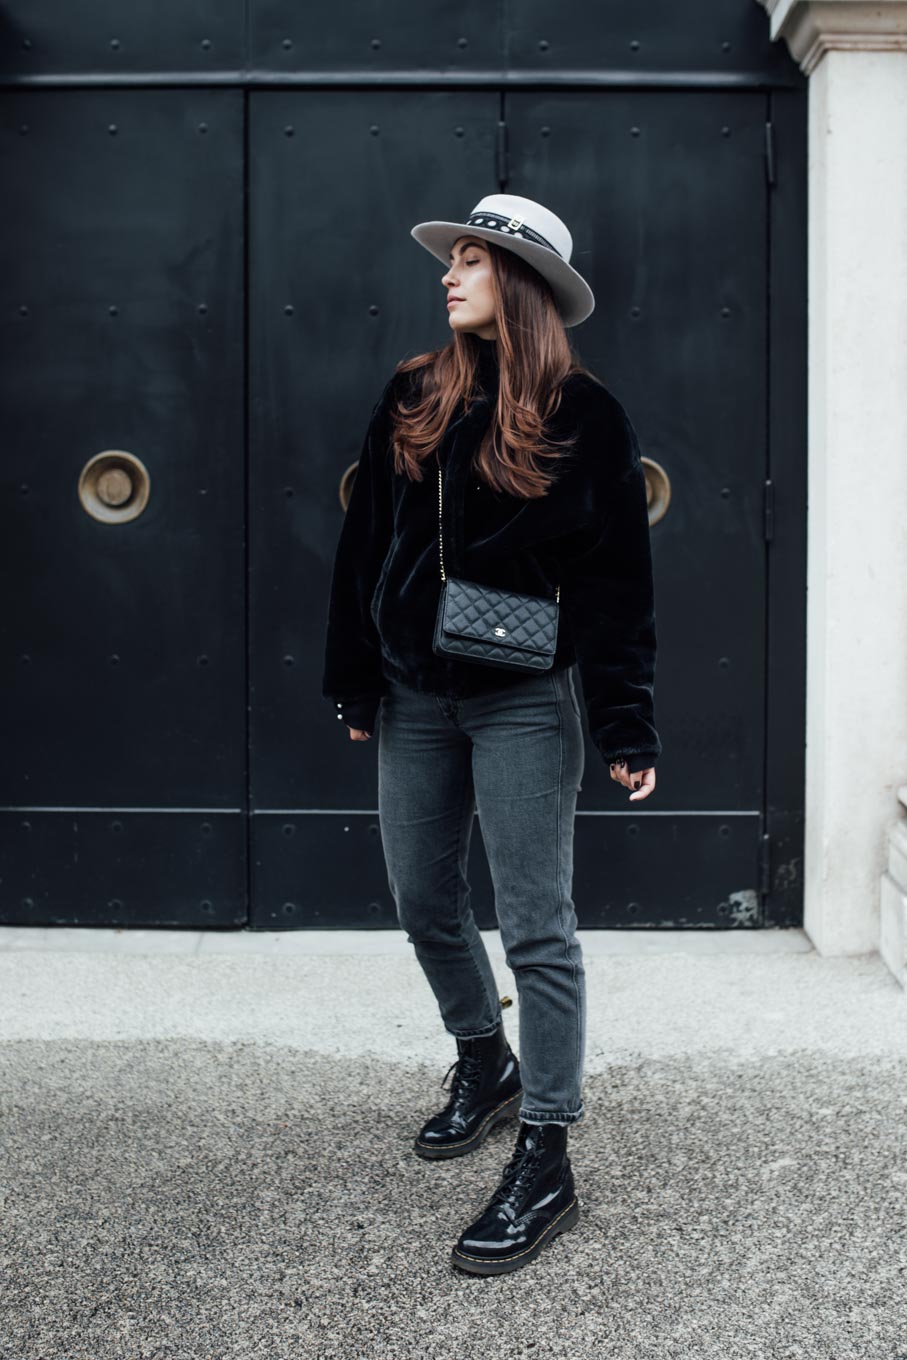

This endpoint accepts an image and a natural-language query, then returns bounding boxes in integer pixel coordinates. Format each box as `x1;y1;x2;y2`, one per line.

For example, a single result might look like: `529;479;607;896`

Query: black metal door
0;89;248;927
0;1;805;931
505;89;769;925
248;88;800;931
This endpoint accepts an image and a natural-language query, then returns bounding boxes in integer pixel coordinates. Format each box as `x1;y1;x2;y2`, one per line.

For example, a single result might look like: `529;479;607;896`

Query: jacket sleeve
321;376;397;733
556;397;661;774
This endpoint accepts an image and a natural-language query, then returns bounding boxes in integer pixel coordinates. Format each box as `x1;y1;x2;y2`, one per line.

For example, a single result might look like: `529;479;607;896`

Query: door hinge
496;120;509;188
758;832;772;896
764;121;776;188
763;478;775;543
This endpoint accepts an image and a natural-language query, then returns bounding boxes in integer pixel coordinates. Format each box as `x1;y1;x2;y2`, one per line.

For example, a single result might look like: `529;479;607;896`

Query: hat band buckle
465;211;560;257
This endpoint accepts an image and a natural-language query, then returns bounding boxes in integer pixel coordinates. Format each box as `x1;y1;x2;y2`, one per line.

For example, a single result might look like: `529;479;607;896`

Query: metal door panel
249;1;503;73
247;91;496;792
0;1;246;77
506;90;768;816
503;0;796;82
252;808;760;929
0;89;247;926
247;89;499;925
0;810;245;928
0;0;798;85
572;813;762;927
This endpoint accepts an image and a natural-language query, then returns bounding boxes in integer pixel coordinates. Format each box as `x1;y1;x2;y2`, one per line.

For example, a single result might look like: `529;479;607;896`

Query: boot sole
413;1089;523;1161
450;1197;580;1276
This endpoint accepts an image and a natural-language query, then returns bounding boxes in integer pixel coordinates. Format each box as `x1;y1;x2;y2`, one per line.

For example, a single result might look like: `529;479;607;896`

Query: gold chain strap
436;461;560;603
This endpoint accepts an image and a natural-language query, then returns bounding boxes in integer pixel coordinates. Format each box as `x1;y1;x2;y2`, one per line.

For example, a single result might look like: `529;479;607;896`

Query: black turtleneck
473;335;500;395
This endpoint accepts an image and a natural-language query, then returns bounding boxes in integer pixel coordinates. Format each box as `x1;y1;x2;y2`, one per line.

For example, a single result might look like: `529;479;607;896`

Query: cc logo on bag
494;626;507;637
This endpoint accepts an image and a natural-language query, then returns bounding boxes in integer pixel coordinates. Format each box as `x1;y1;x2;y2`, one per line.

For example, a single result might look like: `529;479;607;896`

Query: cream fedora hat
411;193;595;328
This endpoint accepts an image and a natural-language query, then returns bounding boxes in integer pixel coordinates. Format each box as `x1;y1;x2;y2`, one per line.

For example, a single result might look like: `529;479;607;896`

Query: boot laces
489;1142;544;1208
441;1049;484;1100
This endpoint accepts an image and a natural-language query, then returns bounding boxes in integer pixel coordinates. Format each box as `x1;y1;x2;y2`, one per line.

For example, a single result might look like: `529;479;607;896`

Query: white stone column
881;787;907;986
758;0;907;964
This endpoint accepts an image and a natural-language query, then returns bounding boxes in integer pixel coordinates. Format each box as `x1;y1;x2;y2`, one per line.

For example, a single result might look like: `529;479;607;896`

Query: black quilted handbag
431;460;560;673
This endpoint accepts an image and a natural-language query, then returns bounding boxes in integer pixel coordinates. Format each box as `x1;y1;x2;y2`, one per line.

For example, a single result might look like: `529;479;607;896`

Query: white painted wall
757;3;907;968
803;48;907;954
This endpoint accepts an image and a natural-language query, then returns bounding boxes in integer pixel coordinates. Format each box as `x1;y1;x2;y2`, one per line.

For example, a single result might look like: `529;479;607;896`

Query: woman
321;193;660;1276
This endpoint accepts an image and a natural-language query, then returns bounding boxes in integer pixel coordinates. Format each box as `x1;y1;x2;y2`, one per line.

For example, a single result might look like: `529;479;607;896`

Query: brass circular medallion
78;450;150;524
641;456;671;525
339;461;359;513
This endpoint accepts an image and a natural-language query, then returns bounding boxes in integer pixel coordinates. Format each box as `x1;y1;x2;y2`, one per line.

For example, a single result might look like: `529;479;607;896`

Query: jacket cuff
333;695;381;734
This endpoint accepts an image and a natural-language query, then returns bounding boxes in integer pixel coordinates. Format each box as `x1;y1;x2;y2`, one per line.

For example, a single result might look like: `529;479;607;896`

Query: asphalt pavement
1;925;905;1360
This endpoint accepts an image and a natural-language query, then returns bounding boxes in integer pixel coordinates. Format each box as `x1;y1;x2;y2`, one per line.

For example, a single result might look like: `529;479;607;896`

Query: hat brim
410;220;595;329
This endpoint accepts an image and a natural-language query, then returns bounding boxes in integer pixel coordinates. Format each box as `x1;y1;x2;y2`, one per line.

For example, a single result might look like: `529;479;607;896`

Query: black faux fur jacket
321;336;661;774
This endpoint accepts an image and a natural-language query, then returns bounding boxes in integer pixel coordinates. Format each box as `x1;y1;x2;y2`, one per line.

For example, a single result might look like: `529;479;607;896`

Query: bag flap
440;577;558;655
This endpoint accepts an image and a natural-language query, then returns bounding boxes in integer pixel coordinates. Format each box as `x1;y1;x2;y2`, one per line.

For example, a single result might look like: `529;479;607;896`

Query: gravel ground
1;931;906;1360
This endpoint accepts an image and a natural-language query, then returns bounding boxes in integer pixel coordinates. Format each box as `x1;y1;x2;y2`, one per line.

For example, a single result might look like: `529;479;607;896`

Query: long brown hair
389;242;592;499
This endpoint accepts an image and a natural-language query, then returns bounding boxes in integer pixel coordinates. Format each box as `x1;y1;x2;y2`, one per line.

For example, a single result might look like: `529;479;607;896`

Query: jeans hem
445;1017;502;1040
519;1105;585;1126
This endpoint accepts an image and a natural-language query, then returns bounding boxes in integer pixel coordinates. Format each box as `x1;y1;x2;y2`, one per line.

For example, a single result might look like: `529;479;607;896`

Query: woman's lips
447;298;464;308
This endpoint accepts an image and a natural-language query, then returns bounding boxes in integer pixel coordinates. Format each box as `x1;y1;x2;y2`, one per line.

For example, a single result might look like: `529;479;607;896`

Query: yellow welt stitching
452;1197;579;1264
415;1091;522;1150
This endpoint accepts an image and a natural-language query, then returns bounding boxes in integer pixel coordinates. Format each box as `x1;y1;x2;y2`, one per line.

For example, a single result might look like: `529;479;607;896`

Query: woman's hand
347;727;372;741
609;759;656;802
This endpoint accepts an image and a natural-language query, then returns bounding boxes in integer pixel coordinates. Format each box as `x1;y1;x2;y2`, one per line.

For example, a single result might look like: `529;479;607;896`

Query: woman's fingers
628;768;656;801
610;759;656;799
609;758;633;789
348;727;371;741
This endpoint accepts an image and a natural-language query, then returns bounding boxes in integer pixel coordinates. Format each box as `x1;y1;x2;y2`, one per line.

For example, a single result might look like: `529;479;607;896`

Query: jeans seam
554;669;583;1114
568;664;582;720
453;749;500;1033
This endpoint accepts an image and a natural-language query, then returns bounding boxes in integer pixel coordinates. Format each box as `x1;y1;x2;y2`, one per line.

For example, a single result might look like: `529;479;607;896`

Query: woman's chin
449;315;490;334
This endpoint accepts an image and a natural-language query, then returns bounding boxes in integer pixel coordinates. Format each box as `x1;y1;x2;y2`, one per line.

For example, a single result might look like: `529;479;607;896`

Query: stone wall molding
758;0;907;73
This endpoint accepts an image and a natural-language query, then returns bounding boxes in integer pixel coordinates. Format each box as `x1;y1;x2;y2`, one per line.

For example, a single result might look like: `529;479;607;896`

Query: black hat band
465;212;561;257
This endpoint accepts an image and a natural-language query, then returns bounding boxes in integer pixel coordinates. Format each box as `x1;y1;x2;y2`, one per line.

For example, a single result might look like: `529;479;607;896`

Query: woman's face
440;236;497;339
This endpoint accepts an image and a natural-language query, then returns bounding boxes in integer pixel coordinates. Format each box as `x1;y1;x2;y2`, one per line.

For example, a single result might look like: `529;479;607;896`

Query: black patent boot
413;1020;522;1161
450;1120;580;1275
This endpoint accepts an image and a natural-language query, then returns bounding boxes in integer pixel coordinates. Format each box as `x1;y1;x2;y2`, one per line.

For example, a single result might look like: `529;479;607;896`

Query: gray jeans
377;664;587;1126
